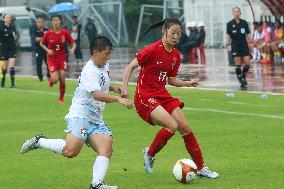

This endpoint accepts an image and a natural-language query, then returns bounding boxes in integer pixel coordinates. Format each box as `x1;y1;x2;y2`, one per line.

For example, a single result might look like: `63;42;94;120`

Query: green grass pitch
0;77;283;189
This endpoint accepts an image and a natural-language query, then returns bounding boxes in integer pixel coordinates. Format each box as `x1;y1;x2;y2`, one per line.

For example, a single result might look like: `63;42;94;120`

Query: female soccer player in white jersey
21;36;132;189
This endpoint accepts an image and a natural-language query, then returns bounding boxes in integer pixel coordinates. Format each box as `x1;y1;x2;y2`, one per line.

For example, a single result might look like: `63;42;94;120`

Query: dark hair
72;15;78;19
90;36;113;55
51;14;62;21
232;6;241;12
143;18;182;35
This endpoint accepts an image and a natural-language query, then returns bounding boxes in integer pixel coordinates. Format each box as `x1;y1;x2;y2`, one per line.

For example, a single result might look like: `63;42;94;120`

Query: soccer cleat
143;147;155;174
58;98;64;105
10;84;15;88
197;167;219;179
21;134;46;154
89;182;118;189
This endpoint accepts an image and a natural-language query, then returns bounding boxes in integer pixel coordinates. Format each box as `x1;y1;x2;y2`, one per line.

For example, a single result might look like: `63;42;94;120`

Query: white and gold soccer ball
172;158;197;184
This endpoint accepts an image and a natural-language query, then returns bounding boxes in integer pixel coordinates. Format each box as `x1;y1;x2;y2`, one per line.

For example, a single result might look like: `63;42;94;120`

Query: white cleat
20;134;46;154
90;182;118;189
143;147;155;174
197;167;219;179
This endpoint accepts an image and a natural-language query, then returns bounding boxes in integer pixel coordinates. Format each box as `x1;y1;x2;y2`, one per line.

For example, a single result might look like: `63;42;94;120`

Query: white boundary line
14;75;284;96
184;107;284;120
1;86;283;120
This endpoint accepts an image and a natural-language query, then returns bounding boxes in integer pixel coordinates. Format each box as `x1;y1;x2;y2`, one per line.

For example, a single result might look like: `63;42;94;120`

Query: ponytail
143;18;181;36
143;19;167;35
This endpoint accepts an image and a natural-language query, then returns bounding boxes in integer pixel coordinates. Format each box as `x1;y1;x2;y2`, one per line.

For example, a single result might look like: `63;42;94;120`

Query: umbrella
48;2;80;14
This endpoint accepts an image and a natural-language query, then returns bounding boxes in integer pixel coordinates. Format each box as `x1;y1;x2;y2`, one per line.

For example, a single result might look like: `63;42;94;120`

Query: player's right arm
92;91;132;109
40;32;54;55
121;58;139;98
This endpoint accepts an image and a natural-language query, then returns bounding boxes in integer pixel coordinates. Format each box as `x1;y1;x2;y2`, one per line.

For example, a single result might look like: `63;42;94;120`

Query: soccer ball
172;159;197;184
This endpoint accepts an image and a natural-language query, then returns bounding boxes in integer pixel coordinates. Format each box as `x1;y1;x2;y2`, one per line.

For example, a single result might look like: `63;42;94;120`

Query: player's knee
178;124;192;135
166;121;178;133
98;148;113;158
62;149;79;158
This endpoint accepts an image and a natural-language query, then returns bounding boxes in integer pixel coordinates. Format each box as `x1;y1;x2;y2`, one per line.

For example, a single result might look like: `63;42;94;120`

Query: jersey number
55;45;60;51
158;71;167;81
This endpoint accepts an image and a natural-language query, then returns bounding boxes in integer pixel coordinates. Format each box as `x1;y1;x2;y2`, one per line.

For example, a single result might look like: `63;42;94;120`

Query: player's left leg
88;131;118;189
171;107;219;179
58;70;66;104
242;56;251;86
8;58;16;88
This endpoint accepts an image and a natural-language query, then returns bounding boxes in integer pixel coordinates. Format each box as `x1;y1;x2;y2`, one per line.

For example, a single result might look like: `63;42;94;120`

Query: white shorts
64;117;112;144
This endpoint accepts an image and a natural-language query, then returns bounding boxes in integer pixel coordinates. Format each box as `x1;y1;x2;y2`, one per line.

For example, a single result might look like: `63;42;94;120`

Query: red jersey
41;29;74;63
135;40;181;97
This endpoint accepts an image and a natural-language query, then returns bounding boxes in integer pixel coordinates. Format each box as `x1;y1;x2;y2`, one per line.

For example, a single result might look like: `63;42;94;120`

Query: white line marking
184;107;284;120
228;101;247;105
0;88;73;97
1;80;283;120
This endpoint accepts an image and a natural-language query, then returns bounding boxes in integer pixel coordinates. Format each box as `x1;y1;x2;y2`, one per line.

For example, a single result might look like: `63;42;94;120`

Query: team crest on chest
172;56;177;69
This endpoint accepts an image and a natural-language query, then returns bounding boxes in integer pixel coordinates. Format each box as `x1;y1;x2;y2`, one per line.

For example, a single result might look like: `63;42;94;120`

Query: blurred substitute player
30;16;49;81
21;36;132;189
0;14;18;88
121;18;219;179
226;7;252;89
40;15;76;104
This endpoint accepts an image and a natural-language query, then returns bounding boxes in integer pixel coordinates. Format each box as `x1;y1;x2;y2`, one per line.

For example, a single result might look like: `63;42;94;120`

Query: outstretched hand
118;97;132;109
120;87;129;99
185;78;199;87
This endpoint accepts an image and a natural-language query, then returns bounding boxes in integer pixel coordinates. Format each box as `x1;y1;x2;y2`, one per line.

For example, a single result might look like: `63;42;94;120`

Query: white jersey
65;59;110;124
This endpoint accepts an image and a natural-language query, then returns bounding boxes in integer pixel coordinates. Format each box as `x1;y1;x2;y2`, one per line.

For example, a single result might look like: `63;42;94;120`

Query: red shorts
48;60;67;73
134;94;184;125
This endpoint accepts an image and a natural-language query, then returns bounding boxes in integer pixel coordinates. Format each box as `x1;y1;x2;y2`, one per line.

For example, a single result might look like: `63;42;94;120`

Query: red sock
59;83;65;100
183;132;204;170
147;128;175;157
48;79;53;87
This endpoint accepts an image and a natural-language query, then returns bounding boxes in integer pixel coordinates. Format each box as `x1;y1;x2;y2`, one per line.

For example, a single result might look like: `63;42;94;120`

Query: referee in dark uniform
226;7;251;88
30;17;49;81
0;14;17;88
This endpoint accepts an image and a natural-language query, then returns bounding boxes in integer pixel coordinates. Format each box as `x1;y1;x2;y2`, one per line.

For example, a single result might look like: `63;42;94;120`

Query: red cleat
48;79;53;87
58;98;64;105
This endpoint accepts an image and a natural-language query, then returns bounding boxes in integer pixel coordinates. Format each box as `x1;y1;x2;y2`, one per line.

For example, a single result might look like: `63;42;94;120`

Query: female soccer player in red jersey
40;15;76;104
121;18;219;179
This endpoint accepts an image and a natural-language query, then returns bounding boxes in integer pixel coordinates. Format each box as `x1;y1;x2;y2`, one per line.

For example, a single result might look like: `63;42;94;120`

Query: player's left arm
168;77;199;87
109;85;122;95
66;30;76;54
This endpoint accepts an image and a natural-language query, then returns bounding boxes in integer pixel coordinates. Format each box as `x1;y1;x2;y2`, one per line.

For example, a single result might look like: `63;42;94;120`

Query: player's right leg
234;57;245;88
47;61;59;87
142;106;178;173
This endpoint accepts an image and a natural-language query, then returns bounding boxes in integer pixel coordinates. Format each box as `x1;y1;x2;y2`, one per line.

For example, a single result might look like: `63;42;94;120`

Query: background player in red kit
121;18;219;179
40;15;76;104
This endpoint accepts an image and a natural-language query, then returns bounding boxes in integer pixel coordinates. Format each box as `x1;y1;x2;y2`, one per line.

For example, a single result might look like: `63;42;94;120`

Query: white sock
38;138;66;154
92;156;109;184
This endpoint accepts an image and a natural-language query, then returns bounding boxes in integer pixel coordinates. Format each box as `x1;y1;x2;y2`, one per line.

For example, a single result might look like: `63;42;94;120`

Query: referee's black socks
235;65;243;83
243;66;250;74
10;67;15;87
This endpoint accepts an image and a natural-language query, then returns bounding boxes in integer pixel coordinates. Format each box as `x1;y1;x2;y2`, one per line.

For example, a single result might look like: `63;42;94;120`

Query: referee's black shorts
231;42;250;58
0;45;17;61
